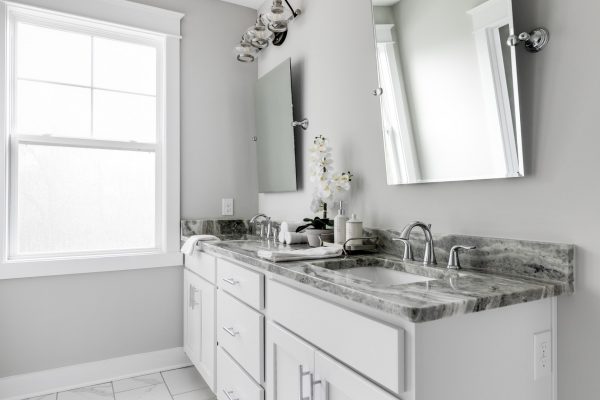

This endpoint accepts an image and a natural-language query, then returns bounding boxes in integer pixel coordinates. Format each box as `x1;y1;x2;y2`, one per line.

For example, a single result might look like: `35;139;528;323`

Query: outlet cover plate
222;198;234;216
534;330;552;380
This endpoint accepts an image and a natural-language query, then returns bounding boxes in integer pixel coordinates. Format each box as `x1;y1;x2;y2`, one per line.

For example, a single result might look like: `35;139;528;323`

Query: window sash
6;8;166;260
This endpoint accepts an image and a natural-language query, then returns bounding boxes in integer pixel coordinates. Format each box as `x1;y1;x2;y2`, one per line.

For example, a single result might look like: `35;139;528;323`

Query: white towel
278;231;308;244
284;232;308;244
181;235;220;255
281;221;303;233
257;245;343;262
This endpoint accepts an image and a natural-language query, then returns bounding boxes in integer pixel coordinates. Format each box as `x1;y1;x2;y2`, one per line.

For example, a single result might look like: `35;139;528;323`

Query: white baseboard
0;347;192;400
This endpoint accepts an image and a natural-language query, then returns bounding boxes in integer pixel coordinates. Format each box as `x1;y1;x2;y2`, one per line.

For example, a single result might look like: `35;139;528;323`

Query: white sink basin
338;267;434;285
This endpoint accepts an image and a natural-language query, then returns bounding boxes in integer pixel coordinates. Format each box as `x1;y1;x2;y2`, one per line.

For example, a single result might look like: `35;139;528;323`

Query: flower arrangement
297;135;353;232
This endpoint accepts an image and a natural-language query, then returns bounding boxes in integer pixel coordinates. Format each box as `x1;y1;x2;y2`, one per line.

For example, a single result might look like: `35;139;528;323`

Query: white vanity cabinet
183;252;217;392
266;322;397;400
185;249;556;400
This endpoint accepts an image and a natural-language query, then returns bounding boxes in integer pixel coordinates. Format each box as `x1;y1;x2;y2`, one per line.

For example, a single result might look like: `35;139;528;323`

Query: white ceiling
373;0;400;5
218;0;400;10
219;0;265;10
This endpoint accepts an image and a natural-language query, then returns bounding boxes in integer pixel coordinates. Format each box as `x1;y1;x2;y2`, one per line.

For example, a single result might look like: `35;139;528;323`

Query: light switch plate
534;330;552;380
222;198;234;216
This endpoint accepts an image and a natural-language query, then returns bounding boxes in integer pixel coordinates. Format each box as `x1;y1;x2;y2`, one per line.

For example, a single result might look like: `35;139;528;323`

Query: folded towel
181;235;220;255
257;245;343;262
281;221;303;233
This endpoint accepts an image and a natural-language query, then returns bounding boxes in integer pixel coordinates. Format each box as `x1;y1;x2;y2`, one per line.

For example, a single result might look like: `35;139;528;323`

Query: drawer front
217;347;264;400
217;258;264;310
268;280;405;394
217;290;264;383
186;251;217;284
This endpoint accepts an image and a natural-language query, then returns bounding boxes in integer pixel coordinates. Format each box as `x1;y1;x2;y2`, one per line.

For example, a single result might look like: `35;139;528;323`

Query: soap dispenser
346;214;363;246
334;201;349;244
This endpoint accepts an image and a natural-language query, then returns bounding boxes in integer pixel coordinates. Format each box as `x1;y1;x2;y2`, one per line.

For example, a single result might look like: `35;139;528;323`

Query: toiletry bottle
346;214;363;246
334;201;349;244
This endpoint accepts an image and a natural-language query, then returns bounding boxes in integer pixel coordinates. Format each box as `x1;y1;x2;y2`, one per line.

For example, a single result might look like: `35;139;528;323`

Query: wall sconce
234;0;301;63
507;27;550;53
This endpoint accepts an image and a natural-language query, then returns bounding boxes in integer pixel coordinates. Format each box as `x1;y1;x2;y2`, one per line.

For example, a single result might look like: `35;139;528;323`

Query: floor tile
57;383;114;400
27;394;57;400
161;367;208;395
172;387;215;400
114;384;171;400
113;373;164;393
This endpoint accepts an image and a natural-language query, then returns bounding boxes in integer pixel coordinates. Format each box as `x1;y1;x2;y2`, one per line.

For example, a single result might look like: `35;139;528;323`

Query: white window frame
0;0;184;279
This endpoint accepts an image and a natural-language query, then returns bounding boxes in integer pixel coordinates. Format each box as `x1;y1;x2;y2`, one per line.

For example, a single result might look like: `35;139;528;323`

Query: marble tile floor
26;367;215;400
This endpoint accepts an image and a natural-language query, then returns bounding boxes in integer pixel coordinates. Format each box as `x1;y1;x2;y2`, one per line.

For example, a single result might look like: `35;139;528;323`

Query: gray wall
258;0;600;398
0;0;257;378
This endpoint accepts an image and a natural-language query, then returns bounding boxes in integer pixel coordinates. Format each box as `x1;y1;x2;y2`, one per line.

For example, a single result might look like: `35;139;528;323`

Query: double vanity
181;220;574;400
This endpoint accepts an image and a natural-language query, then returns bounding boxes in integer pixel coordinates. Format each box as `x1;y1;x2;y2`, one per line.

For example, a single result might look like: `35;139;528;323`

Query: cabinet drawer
217;258;264;310
218;347;264;400
217;290;264;383
268;280;405;394
186;251;217;284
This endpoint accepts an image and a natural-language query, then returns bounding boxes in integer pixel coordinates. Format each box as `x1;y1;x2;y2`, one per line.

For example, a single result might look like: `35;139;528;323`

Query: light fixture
235;33;258;63
233;0;301;63
264;0;293;33
248;17;273;49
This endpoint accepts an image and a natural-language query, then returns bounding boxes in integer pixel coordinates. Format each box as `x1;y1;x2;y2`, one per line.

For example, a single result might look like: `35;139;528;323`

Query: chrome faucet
393;221;437;265
249;213;270;238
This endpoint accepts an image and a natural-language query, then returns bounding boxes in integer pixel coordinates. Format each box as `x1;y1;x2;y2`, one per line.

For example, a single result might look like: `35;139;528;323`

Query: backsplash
370;229;574;288
181;219;249;240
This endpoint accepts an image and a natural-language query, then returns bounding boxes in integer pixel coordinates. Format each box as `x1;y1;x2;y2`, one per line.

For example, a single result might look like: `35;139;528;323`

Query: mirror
371;0;523;185
255;58;298;193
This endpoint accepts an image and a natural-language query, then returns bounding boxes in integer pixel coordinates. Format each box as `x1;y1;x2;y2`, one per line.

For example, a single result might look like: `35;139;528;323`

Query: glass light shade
235;39;257;63
248;17;273;49
265;0;293;33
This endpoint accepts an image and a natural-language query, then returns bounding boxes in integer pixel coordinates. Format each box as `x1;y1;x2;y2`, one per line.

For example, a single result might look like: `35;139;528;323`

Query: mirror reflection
371;0;523;185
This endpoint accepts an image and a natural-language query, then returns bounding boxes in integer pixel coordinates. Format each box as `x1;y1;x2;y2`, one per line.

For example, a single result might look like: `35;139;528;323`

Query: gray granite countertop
197;239;574;324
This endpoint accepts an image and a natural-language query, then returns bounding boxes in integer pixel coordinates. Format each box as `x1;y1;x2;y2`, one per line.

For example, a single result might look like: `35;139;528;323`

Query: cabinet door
184;270;217;392
314;352;397;400
266;322;315;400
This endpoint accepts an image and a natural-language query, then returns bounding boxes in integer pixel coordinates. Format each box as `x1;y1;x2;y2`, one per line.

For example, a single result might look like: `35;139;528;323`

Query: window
0;2;183;276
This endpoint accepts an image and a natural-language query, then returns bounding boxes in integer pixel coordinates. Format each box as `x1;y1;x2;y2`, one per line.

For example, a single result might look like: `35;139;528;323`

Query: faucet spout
398;221;437;265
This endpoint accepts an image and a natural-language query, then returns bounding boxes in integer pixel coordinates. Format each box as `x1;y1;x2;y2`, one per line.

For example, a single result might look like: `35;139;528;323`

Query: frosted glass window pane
16;22;91;86
93;90;156;143
17;144;156;255
16;80;91;137
94;37;157;95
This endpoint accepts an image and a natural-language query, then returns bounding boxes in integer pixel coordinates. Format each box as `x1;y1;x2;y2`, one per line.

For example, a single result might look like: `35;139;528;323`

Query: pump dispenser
334;201;349;244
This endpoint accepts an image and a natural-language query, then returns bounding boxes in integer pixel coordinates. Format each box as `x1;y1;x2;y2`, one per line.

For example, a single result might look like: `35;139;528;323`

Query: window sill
0;251;184;280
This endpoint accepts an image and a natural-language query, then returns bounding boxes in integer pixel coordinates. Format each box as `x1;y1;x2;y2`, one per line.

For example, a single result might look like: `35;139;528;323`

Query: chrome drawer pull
222;390;239;400
299;365;311;400
223;278;239;285
222;326;240;337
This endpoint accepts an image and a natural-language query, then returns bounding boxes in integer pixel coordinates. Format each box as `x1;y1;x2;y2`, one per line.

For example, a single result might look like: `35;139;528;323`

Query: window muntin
8;13;165;259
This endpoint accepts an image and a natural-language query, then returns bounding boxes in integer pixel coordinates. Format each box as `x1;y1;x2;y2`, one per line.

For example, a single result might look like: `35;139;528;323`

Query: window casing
0;1;183;278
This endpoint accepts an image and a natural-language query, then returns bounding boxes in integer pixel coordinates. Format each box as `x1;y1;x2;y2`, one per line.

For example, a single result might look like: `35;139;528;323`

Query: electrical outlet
222;198;234;216
534;330;552;380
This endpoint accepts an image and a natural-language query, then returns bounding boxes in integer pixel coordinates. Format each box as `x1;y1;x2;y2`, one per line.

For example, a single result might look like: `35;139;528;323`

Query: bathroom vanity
182;233;573;400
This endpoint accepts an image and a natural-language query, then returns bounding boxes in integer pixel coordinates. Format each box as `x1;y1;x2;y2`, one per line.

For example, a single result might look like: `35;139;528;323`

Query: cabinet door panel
314;352;397;400
184;270;217;392
266;322;315;400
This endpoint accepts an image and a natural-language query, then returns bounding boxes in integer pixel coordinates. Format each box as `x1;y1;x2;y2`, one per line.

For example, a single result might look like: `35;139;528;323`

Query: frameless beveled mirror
255;58;298;193
370;0;523;185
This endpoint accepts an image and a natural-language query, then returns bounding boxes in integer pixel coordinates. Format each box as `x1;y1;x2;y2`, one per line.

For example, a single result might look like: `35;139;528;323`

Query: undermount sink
337;266;434;285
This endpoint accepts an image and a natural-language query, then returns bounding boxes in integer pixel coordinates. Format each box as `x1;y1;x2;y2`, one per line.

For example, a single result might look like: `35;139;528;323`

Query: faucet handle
447;245;476;270
393;238;414;261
